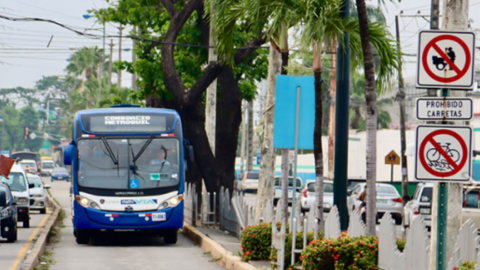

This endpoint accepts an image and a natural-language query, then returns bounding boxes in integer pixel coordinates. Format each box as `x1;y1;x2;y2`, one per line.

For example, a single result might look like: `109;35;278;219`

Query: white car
273;176;302;206
299;180;334;213
404;182;433;229
40;160;55;176
240;172;259;192
19;159;39;174
0;163;33;227
347;183;404;225
26;173;50;214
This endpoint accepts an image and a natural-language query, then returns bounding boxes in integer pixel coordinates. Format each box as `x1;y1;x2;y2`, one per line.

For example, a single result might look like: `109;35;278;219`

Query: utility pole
117;25;124;88
333;0;350;231
428;1;469;269
395;15;409;208
132;26;137;91
247;101;254;172
108;39;114;89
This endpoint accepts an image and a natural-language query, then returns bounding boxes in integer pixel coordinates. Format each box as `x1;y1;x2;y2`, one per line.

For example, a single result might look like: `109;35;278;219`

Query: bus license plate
152;213;166;221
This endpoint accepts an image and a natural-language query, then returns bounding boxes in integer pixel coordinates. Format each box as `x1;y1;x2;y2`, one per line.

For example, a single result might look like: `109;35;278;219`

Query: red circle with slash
422;35;471;83
419;129;468;177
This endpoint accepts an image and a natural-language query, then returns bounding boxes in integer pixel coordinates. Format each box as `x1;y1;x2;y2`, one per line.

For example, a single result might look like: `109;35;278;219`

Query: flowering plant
453;261;476;270
240;223;273;261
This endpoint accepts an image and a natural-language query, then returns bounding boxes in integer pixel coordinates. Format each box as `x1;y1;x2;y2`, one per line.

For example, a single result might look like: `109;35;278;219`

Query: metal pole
333;0;350;231
390;164;393;183
437;182;447;270
0;116;4;151
108;39;114;89
290;86;300;230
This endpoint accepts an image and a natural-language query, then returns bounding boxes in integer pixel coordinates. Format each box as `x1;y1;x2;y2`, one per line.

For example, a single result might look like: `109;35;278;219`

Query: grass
34;191;65;270
209;256;222;262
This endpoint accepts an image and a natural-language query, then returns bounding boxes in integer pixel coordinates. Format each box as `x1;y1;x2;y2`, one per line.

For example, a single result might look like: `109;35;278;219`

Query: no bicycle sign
416;30;475;90
415;125;472;181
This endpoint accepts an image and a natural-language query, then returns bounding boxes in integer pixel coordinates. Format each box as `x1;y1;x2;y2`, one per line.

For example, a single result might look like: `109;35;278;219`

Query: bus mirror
63;144;76;166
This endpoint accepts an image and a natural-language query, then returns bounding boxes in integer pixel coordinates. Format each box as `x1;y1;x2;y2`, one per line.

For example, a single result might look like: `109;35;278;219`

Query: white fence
183;185;480;269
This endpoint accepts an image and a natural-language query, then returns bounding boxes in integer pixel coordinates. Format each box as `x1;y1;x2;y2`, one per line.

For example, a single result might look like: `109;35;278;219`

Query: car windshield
245;172;259;179
274;177;302;187
20;162;36;168
307;182;334;193
43;163;54;168
53;168;68;173
420;187;433;202
0;172;27;192
77;138;180;190
377;185;398;194
28;176;43;188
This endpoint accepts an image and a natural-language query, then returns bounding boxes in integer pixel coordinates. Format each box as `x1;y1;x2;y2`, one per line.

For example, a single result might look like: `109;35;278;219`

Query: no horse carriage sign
416;30;475;90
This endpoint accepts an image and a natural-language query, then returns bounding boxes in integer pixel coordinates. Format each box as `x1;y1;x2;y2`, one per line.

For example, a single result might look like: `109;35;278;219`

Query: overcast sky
1;0;480;89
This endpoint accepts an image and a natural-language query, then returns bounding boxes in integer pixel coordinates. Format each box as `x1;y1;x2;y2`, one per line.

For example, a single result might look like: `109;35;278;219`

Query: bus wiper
130;145;138;175
100;136;118;165
132;135;155;163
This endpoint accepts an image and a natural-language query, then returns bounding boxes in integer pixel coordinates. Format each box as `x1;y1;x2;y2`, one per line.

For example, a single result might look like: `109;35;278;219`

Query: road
0;204;50;270
46;178;226;270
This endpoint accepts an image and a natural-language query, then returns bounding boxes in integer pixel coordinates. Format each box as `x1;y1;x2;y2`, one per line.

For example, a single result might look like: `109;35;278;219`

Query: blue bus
63;105;189;244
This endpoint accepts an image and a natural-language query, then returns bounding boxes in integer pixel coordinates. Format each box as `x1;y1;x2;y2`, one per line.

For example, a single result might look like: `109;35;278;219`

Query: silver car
347;183;403;225
404;182;433;229
299;180;334;213
27;174;50;214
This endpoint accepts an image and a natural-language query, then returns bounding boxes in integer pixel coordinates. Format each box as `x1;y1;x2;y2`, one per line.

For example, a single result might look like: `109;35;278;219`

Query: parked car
51;167;70;182
299;180;334;213
273;176;302;206
27;173;50;214
347;183;403;225
0;182;17;242
0;163;33;228
461;185;480;231
404;182;433;229
347;178;366;194
240;172;259;192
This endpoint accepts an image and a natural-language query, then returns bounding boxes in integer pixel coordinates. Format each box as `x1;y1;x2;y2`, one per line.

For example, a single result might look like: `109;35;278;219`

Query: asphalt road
0;202;51;270
47;178;226;270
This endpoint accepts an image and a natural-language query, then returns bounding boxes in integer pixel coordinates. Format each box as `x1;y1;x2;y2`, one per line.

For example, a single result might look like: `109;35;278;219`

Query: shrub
396;238;405;252
270;230;323;269
241;223;273;261
453;261;477;270
300;233;379;270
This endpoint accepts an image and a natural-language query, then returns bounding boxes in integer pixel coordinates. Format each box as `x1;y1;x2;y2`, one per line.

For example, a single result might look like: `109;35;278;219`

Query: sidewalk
182;223;271;270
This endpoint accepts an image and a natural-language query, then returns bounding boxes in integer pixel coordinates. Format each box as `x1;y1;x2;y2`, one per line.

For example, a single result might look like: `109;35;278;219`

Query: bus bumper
73;200;184;230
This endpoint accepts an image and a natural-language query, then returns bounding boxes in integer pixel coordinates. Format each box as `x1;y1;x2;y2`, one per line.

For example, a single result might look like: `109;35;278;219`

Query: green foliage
300;233;379;270
396;238;405;252
241;223;273;261
453;261;477;270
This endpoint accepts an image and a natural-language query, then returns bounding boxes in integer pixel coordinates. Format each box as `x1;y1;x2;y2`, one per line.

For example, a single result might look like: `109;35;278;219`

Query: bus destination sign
82;114;173;133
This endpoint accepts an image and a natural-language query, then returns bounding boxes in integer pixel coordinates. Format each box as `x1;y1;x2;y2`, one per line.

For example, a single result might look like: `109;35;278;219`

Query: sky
2;0;480;89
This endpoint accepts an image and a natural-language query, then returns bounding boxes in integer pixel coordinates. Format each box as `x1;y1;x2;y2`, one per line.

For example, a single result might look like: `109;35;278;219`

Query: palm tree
65;47;103;92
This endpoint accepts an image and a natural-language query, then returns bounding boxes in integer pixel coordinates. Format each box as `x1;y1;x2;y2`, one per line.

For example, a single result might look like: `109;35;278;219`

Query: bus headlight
79;198;89;207
160;195;183;209
76;196;100;209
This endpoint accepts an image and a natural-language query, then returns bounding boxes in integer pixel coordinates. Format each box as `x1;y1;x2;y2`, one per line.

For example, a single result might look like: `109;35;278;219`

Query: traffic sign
416;97;472;121
416;30;475;89
415;125;472;181
385;150;400;165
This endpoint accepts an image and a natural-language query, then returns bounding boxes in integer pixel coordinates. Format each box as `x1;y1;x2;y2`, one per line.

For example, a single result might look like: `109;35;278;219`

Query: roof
76;107;179;117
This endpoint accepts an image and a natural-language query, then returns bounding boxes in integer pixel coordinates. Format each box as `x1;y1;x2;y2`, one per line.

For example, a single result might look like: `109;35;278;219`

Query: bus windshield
77;138;180;190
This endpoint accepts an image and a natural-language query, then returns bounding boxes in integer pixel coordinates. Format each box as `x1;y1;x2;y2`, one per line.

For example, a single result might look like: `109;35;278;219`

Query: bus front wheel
75;229;90;244
164;230;178;244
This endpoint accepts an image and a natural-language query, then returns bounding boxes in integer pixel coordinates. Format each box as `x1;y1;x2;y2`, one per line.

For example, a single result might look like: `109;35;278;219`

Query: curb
20;194;61;270
182;223;257;270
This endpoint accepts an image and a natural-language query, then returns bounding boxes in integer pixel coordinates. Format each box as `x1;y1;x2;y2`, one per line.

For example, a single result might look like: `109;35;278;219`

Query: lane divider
9;209;52;270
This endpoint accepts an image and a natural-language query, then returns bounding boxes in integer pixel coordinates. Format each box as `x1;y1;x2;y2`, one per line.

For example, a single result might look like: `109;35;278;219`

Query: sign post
416;30;475;269
385;150;400;182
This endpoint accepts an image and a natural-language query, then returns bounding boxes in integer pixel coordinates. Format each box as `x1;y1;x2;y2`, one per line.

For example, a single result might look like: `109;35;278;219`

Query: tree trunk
327;39;337;180
246;101;254;172
312;41;325;231
255;48;282;224
356;0;377;236
215;68;242;193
